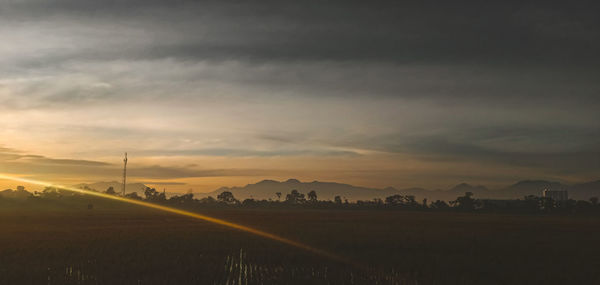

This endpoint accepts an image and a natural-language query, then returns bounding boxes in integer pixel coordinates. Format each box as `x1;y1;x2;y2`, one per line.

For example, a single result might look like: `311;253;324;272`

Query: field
1;200;600;284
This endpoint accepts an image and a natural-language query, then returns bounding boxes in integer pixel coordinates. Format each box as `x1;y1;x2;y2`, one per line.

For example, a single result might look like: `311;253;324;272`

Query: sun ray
0;173;354;266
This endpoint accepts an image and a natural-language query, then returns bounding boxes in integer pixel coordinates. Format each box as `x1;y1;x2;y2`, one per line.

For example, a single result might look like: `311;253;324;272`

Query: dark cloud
3;0;599;65
338;125;600;174
2;0;599;110
2;0;598;111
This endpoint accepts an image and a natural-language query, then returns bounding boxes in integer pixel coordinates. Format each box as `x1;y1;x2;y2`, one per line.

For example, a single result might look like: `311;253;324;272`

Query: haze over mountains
3;179;598;202
197;179;600;201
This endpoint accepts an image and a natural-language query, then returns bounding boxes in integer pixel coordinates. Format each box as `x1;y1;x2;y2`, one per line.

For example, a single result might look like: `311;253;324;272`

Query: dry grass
1;201;599;284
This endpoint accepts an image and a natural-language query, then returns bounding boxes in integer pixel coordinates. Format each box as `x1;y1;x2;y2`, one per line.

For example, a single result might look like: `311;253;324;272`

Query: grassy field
1;201;599;284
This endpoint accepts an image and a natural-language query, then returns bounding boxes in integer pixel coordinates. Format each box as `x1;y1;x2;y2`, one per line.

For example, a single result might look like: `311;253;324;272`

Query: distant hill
199;179;402;201
497;180;567;198
74;181;148;194
449;183;488;193
199;179;494;201
199;178;600;202
4;177;600;202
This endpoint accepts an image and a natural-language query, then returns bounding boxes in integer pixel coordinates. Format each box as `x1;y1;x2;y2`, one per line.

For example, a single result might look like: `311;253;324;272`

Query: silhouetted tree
170;193;194;204
197;196;217;205
385;194;420;208
105;186;116;195
144;187;166;203
334;196;342;204
430;200;449;209
307;190;318;203
144;187;157;200
404;195;418;207
385;195;404;206
285;190;306;204
590;197;598;206
125;192;142;200
217;191;239;204
40;187;62;199
203;196;217;203
451;192;478;211
275;192;282;201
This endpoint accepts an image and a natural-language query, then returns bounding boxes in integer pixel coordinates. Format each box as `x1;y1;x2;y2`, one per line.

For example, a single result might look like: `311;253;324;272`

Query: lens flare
0;173;351;265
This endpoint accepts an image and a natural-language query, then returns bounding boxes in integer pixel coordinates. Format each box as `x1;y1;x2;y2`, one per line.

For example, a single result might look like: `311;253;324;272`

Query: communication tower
122;152;128;196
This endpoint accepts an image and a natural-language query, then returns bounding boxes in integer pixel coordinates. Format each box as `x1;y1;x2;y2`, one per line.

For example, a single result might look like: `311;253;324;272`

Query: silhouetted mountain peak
508;180;564;190
200;178;600;202
453;183;471;188
401;187;427;192
255;179;279;185
512;180;549;186
450;183;488;192
201;178;400;201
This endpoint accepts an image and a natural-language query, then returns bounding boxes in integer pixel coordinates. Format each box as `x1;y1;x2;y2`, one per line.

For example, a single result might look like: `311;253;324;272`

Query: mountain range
197;178;600;201
3;178;599;202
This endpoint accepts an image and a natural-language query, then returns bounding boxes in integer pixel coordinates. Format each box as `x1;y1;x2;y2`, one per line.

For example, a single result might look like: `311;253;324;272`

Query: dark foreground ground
1;201;599;284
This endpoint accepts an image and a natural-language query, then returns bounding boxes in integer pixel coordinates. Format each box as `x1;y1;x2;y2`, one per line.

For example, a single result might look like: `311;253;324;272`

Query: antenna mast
122;152;128;196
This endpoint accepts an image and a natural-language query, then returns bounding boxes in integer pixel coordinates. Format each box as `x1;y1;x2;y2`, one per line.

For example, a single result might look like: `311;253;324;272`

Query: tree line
4;186;599;214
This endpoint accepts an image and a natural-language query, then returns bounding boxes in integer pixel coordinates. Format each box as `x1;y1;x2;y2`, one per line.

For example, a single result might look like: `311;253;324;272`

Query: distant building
542;189;568;201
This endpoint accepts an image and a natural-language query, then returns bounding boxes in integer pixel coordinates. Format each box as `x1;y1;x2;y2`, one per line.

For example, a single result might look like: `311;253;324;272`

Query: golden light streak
0;173;352;265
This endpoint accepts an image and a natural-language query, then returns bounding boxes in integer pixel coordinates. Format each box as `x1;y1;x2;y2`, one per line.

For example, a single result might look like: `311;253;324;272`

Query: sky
0;0;599;193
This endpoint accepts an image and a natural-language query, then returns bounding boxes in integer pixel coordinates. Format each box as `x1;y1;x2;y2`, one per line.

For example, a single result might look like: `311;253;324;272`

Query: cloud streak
0;147;284;182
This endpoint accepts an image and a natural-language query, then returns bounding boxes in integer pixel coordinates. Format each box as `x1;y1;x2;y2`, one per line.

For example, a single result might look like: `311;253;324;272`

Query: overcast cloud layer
0;0;598;191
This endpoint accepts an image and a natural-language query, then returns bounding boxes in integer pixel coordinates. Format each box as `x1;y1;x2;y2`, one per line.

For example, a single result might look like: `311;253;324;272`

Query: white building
542;189;568;201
